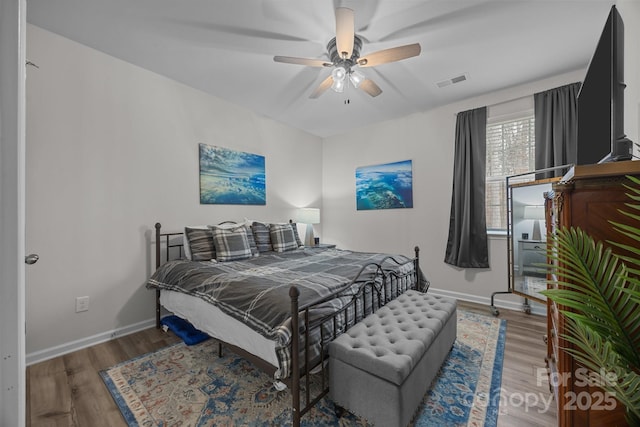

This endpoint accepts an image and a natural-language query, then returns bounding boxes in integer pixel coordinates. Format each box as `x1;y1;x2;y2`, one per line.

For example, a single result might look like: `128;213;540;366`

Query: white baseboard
26;288;546;365
26;318;156;366
427;287;547;317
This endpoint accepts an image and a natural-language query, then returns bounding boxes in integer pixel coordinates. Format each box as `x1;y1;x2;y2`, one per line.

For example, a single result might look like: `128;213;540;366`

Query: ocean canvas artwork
356;160;413;210
199;144;266;205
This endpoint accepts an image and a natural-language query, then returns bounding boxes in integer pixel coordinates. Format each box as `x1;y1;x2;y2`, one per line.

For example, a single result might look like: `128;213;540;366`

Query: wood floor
26;301;557;426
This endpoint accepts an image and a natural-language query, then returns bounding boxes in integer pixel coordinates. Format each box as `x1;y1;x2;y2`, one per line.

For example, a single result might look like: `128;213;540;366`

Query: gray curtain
444;107;489;268
534;82;580;174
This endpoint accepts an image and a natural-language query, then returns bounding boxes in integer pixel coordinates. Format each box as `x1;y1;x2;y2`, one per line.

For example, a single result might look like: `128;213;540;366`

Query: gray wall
321;70;584;309
25;25;323;362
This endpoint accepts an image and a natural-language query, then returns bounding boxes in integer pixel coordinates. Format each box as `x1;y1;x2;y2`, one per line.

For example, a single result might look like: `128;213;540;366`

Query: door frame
0;0;27;426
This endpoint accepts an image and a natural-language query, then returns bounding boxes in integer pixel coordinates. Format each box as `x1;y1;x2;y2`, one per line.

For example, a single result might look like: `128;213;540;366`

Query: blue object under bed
160;315;210;345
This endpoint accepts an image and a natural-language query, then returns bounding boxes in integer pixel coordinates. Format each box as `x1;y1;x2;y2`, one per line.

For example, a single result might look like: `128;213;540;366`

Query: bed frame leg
414;246;425;292
289;285;301;427
155;290;161;328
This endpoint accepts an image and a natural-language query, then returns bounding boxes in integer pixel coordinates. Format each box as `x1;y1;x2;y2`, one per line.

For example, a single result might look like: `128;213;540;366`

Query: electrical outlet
75;296;89;313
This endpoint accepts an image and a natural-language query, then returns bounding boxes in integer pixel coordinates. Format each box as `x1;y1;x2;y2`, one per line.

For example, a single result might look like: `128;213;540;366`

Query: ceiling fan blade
359;79;383;97
309;75;334;99
273;56;332;67
335;7;355;59
357;43;421;67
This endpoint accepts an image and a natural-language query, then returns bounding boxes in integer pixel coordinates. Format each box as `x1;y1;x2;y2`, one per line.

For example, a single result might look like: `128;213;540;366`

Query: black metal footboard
287;248;423;426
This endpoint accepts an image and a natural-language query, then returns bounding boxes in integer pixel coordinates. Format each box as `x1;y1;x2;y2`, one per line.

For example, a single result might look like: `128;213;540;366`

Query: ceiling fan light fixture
349;69;365;88
331;77;345;93
331;66;347;82
331;66;347;93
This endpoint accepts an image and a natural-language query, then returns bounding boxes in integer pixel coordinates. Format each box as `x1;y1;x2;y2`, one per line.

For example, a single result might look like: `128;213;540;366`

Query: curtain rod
454;94;531;116
455;81;581;116
487;94;532;110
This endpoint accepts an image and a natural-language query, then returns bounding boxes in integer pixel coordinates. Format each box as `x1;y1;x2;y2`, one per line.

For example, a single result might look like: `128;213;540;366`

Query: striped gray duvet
147;247;417;378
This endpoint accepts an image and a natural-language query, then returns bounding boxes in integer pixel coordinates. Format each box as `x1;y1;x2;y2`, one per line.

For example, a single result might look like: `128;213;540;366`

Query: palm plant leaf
610;176;640;271
542;227;640;366
562;318;640;423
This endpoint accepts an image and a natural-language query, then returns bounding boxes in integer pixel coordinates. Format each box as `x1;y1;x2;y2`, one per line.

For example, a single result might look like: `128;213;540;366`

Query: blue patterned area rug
100;310;506;426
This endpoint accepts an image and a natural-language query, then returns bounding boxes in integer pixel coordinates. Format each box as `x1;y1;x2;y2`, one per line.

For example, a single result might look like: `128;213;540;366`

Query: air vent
436;73;468;88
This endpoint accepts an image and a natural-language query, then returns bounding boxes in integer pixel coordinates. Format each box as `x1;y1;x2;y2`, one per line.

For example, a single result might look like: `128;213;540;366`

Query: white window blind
485;115;535;231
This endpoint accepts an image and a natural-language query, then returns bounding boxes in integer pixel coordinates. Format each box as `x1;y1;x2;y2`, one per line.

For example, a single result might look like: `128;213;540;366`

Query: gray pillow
251;221;273;252
185;227;215;261
289;222;304;247
269;223;299;252
211;224;252;262
243;225;259;256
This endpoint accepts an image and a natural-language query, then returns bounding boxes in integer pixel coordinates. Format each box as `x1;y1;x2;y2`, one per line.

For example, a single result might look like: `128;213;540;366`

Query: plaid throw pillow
269;223;299;252
185;227;215;261
210;224;252;262
289;222;304;247
243;225;259;256
251;221;273;252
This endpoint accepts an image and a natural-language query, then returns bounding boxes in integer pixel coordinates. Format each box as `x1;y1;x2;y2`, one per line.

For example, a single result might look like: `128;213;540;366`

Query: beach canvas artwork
199;144;266;205
356;160;413;210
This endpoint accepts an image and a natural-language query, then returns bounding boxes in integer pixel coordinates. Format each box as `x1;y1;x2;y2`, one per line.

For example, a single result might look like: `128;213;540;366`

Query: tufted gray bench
328;290;457;427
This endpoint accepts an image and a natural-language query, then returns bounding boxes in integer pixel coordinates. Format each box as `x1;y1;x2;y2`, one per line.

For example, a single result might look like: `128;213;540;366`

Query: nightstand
309;243;336;249
517;239;546;276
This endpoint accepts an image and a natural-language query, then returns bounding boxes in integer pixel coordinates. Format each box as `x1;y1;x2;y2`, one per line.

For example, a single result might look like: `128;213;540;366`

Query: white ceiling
26;0;615;138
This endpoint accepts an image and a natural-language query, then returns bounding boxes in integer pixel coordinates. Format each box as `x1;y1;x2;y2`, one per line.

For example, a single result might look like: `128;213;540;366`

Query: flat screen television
576;5;632;165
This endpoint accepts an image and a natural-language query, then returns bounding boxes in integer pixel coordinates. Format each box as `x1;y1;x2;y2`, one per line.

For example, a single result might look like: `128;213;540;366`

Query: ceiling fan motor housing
327;36;363;70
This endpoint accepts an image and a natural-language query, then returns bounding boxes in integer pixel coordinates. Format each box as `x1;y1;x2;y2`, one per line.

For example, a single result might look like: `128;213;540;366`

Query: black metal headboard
154;222;185;269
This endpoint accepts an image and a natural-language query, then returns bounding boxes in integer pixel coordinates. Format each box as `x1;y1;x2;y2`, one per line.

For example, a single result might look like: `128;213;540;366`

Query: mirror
506;170;566;307
509;180;551;303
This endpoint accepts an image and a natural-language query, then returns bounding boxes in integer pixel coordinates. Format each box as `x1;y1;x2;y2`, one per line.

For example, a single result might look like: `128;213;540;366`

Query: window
485;115;535;231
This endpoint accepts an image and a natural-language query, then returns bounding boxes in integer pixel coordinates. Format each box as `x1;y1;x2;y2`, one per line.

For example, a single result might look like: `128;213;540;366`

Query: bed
147;221;427;426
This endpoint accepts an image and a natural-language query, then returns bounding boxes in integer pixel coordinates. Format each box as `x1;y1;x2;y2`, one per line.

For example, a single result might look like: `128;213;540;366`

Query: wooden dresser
546;160;640;427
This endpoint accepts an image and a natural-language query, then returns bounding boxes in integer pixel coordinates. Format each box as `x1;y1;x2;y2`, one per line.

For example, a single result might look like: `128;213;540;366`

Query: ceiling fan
273;7;421;99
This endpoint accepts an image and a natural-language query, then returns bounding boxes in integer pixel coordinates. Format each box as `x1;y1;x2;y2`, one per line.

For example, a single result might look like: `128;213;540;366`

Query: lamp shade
296;208;320;224
523;205;545;220
523;205;545;240
332;66;347;82
331;78;345;93
331;67;347;93
349;69;365;88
